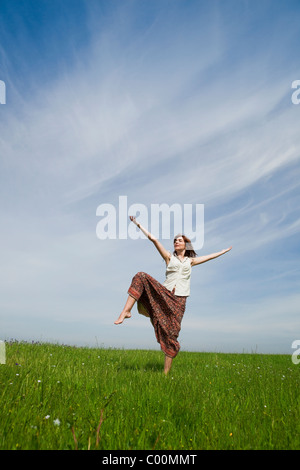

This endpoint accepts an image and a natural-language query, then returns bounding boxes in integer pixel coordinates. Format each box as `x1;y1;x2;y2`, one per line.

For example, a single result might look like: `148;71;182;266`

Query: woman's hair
173;234;197;258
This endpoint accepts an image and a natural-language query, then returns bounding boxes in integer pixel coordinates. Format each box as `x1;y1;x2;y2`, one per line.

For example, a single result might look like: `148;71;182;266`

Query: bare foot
114;311;131;325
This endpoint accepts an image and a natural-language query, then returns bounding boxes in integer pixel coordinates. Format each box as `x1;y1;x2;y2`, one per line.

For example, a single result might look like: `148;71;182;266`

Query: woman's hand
129;215;137;224
129;215;141;230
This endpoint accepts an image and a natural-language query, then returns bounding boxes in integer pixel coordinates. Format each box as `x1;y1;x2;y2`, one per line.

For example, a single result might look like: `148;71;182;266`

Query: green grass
0;341;299;450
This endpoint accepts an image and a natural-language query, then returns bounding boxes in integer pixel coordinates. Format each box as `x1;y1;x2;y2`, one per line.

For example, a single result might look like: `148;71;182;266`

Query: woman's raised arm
129;216;171;264
190;246;232;267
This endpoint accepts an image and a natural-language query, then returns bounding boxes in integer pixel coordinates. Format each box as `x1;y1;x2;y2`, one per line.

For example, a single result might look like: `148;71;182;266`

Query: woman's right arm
129;216;171;264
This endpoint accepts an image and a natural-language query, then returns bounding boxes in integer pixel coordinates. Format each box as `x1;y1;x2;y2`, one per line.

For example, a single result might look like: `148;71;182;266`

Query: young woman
114;216;232;374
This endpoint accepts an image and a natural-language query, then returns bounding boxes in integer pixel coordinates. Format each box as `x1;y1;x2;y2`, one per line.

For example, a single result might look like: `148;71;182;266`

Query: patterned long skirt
128;272;187;358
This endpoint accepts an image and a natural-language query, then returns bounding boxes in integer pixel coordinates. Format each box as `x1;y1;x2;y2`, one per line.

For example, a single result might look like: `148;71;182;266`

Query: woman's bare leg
114;295;136;324
164;355;173;375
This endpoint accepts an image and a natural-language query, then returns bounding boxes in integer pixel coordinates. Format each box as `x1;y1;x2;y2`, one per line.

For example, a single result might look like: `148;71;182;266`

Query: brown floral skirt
128;272;187;358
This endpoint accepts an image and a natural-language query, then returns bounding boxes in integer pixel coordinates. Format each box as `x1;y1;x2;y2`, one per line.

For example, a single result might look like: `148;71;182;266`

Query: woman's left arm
190;246;232;267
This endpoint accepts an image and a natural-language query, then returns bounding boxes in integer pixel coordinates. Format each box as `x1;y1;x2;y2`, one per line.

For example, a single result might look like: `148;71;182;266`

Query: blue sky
1;0;300;354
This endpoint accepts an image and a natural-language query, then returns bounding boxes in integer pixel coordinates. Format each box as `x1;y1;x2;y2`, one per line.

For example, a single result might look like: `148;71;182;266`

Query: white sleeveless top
163;254;192;297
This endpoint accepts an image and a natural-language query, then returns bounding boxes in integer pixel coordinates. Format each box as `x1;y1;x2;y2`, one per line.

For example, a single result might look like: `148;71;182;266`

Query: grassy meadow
0;341;299;450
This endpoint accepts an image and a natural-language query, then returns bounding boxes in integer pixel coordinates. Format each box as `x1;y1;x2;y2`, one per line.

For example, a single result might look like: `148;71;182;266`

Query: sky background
0;0;299;354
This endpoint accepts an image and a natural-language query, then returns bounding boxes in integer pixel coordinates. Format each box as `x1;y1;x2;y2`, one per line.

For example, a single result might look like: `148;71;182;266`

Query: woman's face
174;236;185;251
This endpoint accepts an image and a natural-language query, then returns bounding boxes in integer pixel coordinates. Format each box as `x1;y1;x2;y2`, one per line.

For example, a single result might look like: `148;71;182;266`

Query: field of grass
0;341;299;450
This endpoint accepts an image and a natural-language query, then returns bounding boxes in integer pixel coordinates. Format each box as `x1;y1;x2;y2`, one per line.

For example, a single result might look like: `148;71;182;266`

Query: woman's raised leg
114;294;136;324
